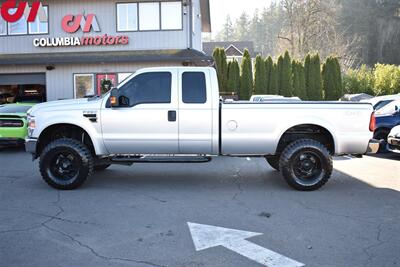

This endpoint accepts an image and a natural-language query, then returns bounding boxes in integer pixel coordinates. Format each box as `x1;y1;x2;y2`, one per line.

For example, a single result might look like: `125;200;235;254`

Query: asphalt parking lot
0;149;399;267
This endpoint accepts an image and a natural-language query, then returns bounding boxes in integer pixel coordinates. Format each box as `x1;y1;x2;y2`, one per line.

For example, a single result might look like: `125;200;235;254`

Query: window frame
0;5;49;37
73;74;95;99
0;8;7;36
116;3;138;32
116;1;183;32
28;6;49;35
161;1;183;30
181;71;207;104
117;71;173;107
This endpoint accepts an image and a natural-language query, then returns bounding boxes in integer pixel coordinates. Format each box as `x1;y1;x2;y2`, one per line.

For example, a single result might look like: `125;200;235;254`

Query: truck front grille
0;119;24;128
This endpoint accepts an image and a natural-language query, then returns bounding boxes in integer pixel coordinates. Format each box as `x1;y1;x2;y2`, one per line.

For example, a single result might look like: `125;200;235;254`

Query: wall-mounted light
46;65;55;71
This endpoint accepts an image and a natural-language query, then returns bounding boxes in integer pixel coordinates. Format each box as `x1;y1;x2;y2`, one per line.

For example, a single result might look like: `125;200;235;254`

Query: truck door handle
168;110;176;122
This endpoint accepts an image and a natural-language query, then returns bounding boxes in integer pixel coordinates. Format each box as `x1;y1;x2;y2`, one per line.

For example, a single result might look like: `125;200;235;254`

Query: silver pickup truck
26;67;379;191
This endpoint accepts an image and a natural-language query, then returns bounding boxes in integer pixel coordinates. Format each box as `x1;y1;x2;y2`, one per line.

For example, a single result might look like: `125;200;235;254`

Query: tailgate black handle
168;110;176;122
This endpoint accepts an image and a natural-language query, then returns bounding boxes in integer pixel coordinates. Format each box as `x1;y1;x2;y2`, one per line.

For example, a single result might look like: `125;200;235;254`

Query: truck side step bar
111;155;212;164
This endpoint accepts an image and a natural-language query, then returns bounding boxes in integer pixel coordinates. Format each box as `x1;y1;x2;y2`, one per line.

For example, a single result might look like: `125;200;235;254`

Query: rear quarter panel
221;102;374;155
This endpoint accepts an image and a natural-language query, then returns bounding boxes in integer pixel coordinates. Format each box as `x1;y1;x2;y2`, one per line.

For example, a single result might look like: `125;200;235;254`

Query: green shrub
374;64;400;95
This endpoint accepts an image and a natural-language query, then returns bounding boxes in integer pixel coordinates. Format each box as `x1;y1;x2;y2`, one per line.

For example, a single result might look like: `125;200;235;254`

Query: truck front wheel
39;138;94;190
279;139;332;191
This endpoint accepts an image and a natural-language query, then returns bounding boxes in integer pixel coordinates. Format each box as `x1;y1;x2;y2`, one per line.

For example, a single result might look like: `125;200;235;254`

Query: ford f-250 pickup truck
25;67;379;191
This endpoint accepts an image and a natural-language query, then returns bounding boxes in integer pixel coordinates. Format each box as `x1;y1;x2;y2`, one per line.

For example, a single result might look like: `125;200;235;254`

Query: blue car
374;100;400;140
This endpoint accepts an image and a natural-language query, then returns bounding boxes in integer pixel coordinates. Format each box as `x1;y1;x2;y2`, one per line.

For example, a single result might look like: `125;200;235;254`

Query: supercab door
178;69;214;154
101;70;179;154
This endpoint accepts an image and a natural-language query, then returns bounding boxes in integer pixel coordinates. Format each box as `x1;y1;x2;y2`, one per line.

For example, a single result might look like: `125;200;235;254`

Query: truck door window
182;72;207;104
119;72;171;106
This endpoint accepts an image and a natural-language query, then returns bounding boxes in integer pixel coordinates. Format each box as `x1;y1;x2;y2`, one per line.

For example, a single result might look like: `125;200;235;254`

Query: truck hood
28;98;103;115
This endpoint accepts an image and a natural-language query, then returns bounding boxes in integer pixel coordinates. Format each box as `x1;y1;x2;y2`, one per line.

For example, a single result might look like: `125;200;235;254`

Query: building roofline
0;49;213;66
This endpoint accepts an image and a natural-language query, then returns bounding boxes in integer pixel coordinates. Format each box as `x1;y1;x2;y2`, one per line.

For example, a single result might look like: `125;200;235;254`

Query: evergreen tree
308;54;323;100
269;63;279;95
277;55;284;95
254;55;267;94
213;48;228;92
277;51;292;97
323;56;343;100
292;61;300;97
298;63;307;100
304;54;312;99
216;15;235;41
265;56;273;94
234;12;251;41
227;59;240;94
239;49;254;100
333;57;343;99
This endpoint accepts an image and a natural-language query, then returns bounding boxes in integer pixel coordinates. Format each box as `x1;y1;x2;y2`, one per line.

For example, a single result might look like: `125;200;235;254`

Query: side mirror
109;88;119;107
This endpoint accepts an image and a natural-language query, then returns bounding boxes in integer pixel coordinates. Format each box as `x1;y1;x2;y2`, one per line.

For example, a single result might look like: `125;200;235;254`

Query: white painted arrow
187;222;304;267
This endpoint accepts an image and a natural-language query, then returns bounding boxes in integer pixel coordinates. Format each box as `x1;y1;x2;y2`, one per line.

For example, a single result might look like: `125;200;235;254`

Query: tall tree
254;55;267;94
216;15;235;41
323;56;343;100
278;51;293;96
213;48;228;92
269;63;279;95
292;61;300;97
307;54;323;100
234;12;251;41
265;56;274;94
227;59;240;94
239;49;254;100
298;63;307;100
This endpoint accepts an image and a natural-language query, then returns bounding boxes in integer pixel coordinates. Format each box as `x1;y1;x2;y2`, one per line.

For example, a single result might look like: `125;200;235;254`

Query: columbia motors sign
1;0;129;47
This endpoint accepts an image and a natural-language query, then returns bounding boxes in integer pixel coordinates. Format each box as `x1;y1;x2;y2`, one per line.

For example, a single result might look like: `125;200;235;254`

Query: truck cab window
119;72;172;106
182;72;207;104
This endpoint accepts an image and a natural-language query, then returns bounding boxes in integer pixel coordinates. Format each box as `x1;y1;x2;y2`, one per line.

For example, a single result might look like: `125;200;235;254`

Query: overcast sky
209;0;274;36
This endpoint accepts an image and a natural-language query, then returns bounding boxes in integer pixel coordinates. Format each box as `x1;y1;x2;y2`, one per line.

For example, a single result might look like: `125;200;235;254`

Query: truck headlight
27;115;36;137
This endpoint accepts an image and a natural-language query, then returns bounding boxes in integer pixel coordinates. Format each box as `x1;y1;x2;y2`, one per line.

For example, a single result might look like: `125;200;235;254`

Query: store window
3;6;49;36
161;2;182;30
29;6;48;34
117;3;138;31
139;2;160;31
74;74;95;99
8;8;28;35
117;1;182;32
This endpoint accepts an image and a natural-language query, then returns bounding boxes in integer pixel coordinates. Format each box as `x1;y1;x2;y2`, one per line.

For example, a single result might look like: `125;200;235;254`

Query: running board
111;155;212;164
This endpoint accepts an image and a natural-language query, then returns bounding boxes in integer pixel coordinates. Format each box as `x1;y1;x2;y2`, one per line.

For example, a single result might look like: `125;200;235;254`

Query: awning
0;49;213;66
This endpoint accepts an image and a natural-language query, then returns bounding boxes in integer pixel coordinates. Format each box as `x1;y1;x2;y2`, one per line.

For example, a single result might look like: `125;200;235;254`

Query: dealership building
0;0;212;102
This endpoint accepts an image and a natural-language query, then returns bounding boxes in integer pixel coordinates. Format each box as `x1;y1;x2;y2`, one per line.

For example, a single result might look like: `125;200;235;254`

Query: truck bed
220;101;374;156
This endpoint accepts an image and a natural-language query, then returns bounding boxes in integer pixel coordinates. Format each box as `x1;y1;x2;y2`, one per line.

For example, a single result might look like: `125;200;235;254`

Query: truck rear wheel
279;139;332;191
265;156;280;171
39;138;94;190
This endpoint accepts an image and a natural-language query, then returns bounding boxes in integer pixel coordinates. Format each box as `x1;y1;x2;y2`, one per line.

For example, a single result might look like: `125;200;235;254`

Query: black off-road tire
39;138;94;190
265;156;280;171
279;139;333;191
94;164;111;171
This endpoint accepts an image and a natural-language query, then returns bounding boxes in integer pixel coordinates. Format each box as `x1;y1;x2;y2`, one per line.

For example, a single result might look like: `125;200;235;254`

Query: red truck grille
0;119;24;128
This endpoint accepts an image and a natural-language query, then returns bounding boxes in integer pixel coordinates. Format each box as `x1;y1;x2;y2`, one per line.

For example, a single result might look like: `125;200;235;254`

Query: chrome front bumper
387;136;400;154
366;139;380;154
